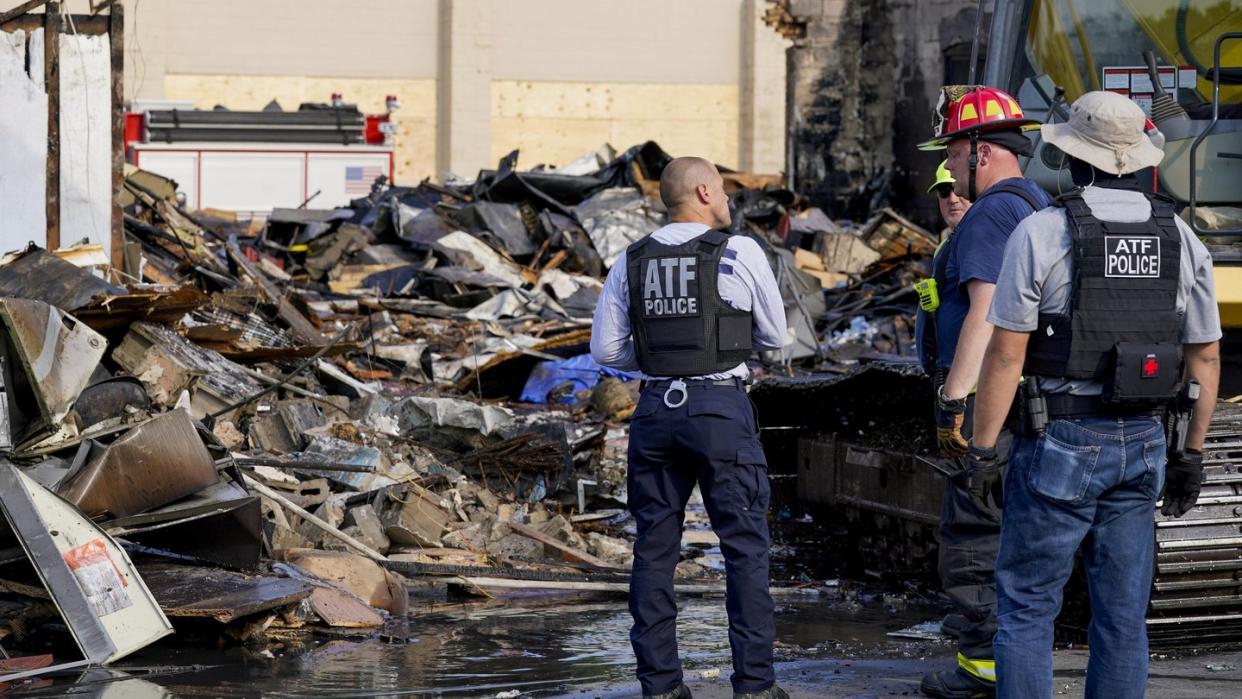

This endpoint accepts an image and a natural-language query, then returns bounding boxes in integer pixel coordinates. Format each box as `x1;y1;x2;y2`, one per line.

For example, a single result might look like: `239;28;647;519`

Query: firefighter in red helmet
914;86;1050;699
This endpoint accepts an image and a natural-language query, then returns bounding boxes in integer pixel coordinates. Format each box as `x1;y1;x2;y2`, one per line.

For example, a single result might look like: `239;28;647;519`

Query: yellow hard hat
927;160;954;193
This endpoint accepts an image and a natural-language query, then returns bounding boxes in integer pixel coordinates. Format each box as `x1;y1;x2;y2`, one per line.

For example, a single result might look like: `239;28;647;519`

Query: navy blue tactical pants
627;381;775;696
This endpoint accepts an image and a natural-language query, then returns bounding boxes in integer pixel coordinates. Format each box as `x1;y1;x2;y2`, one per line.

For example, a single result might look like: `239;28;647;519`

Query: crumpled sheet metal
465;288;564;321
576;187;665;268
0;247;126;312
58;409;220;519
432;231;526;288
0;299;106;447
461;201;536;258
394;396;515;437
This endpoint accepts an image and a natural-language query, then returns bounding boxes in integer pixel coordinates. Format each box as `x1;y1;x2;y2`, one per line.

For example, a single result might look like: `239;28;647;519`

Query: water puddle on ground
40;590;945;698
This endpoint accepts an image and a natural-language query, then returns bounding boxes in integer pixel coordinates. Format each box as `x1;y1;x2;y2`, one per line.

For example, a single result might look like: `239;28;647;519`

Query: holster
1013;380;1048;438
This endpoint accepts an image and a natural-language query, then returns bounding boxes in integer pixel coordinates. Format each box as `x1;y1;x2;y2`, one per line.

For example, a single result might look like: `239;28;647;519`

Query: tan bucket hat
1040;91;1164;175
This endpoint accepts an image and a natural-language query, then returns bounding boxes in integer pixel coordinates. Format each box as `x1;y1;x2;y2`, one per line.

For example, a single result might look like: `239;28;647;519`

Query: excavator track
755;370;1242;646
1148;402;1242;647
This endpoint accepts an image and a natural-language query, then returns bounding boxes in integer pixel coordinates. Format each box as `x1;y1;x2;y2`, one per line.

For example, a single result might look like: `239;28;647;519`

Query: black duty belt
641;377;744;391
641;377;745;409
1044;393;1163;419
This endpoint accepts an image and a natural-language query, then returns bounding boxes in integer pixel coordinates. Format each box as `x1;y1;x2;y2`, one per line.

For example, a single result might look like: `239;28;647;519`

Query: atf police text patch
641;256;700;317
1105;236;1160;278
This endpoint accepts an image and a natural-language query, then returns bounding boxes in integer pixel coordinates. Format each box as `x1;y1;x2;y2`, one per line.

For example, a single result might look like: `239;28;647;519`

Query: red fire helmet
918;85;1041;151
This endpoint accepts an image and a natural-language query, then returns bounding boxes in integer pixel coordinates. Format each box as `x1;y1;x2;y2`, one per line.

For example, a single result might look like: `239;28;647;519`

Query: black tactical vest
1024;189;1183;398
625;229;753;376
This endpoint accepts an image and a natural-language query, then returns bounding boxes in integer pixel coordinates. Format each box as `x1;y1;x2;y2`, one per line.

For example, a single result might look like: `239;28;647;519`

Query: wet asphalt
568;648;1242;698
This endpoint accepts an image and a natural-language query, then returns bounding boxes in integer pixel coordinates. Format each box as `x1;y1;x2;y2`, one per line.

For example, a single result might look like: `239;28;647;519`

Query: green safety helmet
926;160;955;193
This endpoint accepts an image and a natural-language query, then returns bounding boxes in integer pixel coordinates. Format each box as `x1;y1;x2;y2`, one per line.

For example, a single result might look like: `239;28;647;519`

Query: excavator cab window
1000;0;1242;218
1015;0;1241;112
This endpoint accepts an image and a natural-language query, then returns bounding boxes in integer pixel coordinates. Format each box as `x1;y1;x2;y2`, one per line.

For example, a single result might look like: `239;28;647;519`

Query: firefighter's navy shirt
917;177;1050;370
590;223;786;380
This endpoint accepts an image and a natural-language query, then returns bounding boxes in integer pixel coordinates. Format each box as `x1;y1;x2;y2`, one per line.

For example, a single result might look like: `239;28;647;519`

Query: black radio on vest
1024;189;1183;405
625;229;753;376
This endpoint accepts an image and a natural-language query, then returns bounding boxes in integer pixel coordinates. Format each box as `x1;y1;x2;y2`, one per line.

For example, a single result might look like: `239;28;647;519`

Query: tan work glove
935;386;969;457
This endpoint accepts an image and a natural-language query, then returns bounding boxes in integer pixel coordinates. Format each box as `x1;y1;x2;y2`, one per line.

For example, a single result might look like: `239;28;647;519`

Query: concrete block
588;532;634;566
346;504;392;554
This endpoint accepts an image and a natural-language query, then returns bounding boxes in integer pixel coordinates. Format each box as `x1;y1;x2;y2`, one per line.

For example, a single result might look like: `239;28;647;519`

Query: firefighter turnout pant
938;398;1011;683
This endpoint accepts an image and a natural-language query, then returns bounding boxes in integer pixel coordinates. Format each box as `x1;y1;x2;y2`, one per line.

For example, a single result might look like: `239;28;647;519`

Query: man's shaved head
659;156;731;228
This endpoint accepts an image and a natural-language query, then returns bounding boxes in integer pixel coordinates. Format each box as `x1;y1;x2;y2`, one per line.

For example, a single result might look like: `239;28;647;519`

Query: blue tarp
520;354;639;404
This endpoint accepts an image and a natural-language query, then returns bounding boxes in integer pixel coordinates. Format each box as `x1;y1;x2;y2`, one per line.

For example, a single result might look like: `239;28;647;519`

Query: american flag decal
345;165;384;195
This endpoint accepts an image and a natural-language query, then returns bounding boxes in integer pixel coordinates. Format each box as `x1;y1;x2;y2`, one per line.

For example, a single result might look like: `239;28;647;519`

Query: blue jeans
995;416;1165;699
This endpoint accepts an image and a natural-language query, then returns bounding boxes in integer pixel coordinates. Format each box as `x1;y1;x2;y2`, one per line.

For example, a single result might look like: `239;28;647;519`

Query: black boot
645;684;692;699
939;613;968;639
920;668;995;699
734;686;790;699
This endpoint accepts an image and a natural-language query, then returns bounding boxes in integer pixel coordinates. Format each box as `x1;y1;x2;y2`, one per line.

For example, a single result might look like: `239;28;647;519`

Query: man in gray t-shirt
986;187;1221;395
968;91;1221;698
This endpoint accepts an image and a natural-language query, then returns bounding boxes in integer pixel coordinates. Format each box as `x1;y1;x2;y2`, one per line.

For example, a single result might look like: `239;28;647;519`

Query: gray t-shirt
987;186;1222;395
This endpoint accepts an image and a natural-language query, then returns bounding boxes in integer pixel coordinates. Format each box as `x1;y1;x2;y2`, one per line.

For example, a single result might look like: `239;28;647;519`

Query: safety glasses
935;183;954;199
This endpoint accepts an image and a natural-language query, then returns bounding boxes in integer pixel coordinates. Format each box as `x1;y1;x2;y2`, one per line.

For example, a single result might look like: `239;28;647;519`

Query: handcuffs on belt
662;379;688;408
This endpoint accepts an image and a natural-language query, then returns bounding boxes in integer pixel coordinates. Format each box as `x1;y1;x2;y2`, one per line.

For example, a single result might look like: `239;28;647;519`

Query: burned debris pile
0;141;936;674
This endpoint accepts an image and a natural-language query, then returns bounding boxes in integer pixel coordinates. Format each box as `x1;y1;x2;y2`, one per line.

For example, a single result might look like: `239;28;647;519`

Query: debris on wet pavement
0;130;953;693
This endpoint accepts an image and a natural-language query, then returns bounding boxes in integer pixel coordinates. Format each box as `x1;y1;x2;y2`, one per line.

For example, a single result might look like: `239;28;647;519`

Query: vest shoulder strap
627;236;651;256
1051;187;1086;210
1052;189;1098;242
1149;194;1182;236
979;183;1045;213
696;229;730;253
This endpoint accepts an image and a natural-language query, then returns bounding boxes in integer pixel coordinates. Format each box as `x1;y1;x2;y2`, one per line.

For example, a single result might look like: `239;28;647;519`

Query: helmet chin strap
968;131;979;201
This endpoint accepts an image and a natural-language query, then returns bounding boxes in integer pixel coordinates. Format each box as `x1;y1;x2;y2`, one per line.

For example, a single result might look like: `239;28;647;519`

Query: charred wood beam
109;2;124;269
0;0;50;27
44;1;59;250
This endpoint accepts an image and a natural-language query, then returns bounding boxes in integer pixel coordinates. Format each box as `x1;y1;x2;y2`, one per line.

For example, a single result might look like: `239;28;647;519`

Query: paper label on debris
63;539;132;617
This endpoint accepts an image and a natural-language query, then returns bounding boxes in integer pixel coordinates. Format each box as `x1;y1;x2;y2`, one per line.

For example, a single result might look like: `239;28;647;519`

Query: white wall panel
0;30;48;253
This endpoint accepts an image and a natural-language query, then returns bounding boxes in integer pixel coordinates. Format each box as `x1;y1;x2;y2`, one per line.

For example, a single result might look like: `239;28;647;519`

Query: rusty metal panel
57;409;219;519
0;247;124;313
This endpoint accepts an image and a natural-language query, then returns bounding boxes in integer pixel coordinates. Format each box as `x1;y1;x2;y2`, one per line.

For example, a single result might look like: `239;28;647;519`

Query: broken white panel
0;298;107;439
0;463;173;664
0;29;48;253
59;32;112;256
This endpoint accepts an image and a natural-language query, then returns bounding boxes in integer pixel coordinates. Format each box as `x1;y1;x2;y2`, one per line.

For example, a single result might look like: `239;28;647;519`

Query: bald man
592;157;788;699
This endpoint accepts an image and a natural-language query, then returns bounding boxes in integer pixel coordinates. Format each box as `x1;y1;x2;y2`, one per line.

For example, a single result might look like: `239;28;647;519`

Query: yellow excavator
778;0;1242;647
988;0;1242;352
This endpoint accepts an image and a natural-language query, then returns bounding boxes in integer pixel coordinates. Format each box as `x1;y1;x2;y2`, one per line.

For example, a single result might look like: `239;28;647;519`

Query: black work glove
967;443;1002;509
935;387;969;457
1162;449;1204;518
